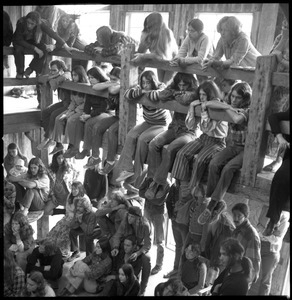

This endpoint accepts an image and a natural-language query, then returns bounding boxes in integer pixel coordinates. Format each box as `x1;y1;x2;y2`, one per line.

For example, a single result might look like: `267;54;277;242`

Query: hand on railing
45;44;56;52
62;43;73;55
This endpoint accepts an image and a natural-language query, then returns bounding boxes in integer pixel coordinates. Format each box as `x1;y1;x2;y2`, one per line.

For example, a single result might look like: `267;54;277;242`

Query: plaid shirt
4;266;25;297
232;219;261;280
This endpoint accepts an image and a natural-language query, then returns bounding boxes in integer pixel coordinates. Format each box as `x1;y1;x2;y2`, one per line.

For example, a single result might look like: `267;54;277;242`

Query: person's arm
12;19;35;50
26;248;40;274
175;90;197;106
86;255;112;280
188;263;207;295
124;86;143;100
40;21;66;48
42;251;64;280
92;81;117;91
202;38;224;70
136;222;152;256
111;217;127;255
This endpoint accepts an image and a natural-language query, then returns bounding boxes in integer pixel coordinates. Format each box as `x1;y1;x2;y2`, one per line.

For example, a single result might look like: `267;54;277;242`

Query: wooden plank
3;46;34;55
119;44;139;146
241;55;277;187
60;81;108;98
4;78;38;86
130;58;255;84
272;72;290;88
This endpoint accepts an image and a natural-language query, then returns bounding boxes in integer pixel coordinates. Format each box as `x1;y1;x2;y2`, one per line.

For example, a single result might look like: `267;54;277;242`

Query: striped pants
171;133;225;188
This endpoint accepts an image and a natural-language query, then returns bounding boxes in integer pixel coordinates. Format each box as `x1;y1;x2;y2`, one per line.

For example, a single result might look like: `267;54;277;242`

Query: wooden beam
60;81;108;98
241;55;277;187
4;78;38;86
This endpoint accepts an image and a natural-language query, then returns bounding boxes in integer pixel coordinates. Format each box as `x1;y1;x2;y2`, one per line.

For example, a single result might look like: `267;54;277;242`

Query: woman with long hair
44;150;80;216
171;79;228;199
4;250;26;297
22;271;56;297
12;11;72;79
49;64;89;157
4;211;35;271
211;238;253;295
8;157;50;216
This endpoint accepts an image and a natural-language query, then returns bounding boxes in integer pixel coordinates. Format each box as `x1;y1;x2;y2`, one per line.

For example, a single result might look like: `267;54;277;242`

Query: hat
128;206;142;217
231;202;249;218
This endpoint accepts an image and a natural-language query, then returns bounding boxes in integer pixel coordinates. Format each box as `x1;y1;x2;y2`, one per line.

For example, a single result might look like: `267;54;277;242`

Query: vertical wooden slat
118;44;138;147
240;55;277;187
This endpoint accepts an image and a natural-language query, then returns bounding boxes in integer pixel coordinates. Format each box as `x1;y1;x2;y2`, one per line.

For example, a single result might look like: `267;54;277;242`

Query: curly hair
170;72;199;91
26;271;47;297
139;70;161;90
38;238;59;256
68;181;86;204
110;190;131;209
198;80;222;101
49;150;70;174
227;81;252;109
49;59;69;72
56;13;75;42
26;157;47;179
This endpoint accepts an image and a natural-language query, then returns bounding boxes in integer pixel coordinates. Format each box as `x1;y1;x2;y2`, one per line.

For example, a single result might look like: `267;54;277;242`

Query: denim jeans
258;240;280;295
147;128;196;185
19;189;45;211
144;207;165;267
107;120;119;161
206;145;244;201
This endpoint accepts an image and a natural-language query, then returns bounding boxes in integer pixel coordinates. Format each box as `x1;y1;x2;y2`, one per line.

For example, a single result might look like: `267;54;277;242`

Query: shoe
198;208;212;225
16;73;23;79
163;269;178;279
75;149;91;159
37;139;49;150
24;67;33;78
66;250;80;262
145;181;159;200
42;139;56;150
49;144;64;155
151;265;162;275
63;148;79;158
156;182;170;198
209;200;227;223
99;161;115;174
116;170;134;182
83;157;101;169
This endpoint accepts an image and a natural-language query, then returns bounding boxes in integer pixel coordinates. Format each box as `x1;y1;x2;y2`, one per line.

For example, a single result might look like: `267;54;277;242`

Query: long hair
170;72;199;91
119;263;137;296
72;64;88;97
139;70;161;90
68;181;86;204
227;81;252;108
161;278;188;296
4;143;28;170
49;150;70;174
4;250;19;285
87;66;109;83
139;12;178;59
181;241;202;269
220;238;253;282
26;271;47;297
26;157;47;179
25;11;43;44
56;13;74;41
198;80;222;101
7;211;34;239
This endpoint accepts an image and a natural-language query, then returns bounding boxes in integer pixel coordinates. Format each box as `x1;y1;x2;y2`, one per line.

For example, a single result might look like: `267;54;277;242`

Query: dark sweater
26;247;64;281
83;94;108;117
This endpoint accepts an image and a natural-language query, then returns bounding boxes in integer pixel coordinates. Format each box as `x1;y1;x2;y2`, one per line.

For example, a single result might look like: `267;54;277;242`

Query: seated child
9;158;28;177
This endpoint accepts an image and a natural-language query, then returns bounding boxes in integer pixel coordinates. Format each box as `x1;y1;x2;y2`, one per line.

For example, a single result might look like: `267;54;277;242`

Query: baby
9;158;28;177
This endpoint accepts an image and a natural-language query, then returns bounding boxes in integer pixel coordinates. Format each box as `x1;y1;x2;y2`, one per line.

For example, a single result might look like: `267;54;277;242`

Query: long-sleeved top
26;247;64;280
213;31;261;68
3;266;25;297
83;168;107;202
269;110;290;141
71;194;93;224
64;92;86;117
83;94;108;117
82;252;112;280
3;10;13;46
232;219;261;280
175;33;213;65
17;172;50;201
111;215;152;255
12;17;66;50
57;22;81;48
124;84;171;126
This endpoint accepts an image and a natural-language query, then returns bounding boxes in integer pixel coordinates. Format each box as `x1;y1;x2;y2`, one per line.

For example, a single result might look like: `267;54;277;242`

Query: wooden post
118;44;138;147
240;55;277;187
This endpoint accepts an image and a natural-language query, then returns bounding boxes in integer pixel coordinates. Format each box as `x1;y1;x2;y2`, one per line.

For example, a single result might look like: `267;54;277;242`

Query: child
171;80;228;199
9;158;28;177
50;65;89;156
4;143;28;175
144;72;199;200
198;82;252;225
113;70;171;193
83;66;121;169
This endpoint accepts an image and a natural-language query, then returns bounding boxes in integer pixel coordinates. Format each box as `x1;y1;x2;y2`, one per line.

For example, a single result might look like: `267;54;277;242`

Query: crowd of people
3;7;290;297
